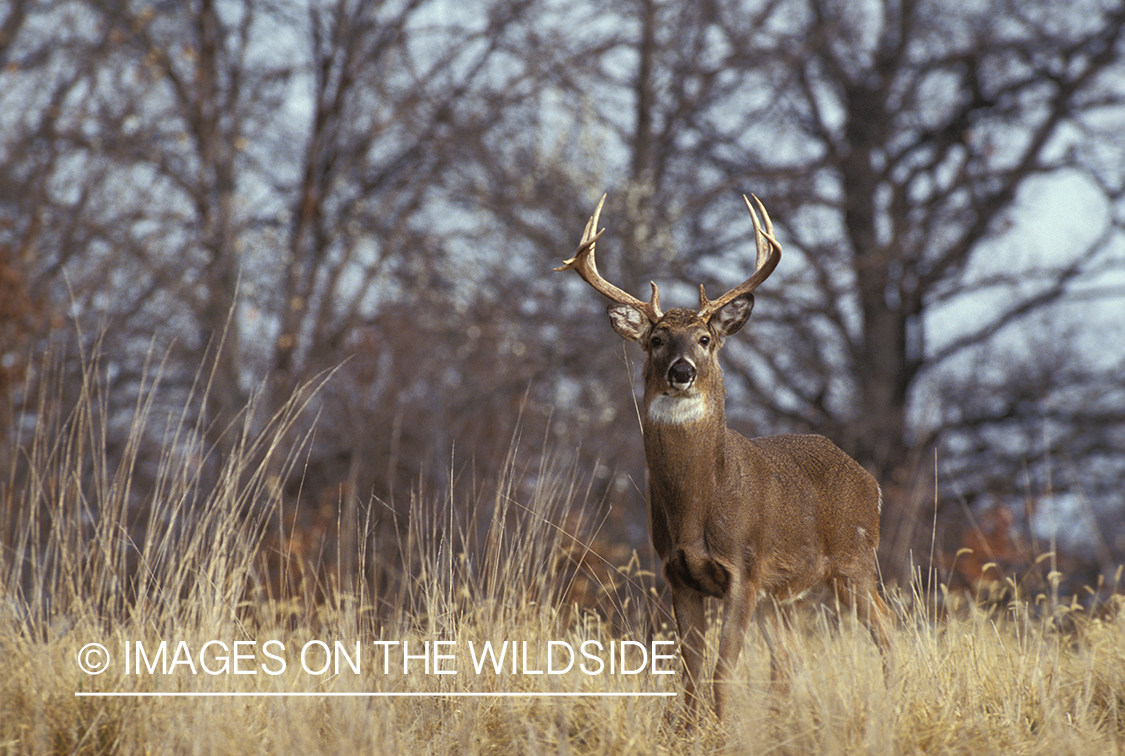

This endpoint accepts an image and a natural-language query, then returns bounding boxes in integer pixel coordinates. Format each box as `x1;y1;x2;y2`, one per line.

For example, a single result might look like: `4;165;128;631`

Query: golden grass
2;353;1123;755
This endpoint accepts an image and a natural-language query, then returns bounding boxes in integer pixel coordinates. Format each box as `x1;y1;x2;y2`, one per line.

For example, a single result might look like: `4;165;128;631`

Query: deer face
653;319;709;392
607;298;755;424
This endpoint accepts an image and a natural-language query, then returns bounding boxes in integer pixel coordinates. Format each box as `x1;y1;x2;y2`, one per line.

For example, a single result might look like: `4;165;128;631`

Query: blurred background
2;0;1123;605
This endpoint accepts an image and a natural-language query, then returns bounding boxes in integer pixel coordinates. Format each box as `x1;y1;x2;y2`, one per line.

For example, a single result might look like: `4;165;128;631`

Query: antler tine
555;194;663;322
697;194;782;321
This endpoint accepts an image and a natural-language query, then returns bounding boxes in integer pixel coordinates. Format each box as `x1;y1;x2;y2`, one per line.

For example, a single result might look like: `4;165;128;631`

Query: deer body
648;425;882;606
558;196;892;720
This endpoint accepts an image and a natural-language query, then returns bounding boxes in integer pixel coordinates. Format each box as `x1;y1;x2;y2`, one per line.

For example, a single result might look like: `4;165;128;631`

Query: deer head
556;194;781;428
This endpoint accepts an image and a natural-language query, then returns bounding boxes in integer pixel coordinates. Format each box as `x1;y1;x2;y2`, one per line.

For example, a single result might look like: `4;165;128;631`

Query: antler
696;194;782;323
555;194;664;323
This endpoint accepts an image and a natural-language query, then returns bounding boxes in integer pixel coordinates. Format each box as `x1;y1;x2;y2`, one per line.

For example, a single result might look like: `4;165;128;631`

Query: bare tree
698;0;1125;576
459;0;1125;580
4;0;1123;600
1;0;571;596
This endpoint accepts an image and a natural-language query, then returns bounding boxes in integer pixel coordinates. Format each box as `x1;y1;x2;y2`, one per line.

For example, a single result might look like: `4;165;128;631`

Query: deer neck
642;384;729;511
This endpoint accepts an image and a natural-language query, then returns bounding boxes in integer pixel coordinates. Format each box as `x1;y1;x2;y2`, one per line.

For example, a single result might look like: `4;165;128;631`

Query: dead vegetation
2;357;1124;755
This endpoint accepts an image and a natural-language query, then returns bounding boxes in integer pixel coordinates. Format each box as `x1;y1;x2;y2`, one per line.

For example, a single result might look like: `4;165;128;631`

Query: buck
556;194;893;720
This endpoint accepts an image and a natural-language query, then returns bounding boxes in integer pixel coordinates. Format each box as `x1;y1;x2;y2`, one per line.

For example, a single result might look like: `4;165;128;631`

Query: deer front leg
714;574;756;721
669;579;706;720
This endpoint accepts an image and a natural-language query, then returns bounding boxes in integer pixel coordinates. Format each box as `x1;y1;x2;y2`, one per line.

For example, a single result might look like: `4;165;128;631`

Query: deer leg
832;571;894;684
857;589;894;684
759;598;796;692
669;582;707;719
714;574;756;721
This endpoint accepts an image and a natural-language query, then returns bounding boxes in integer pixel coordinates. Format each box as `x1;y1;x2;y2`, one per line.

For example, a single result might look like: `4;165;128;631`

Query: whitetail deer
556;194;893;720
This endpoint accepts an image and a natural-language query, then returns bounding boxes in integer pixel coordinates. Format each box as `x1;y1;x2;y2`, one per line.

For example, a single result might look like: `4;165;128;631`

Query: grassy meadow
2;356;1124;755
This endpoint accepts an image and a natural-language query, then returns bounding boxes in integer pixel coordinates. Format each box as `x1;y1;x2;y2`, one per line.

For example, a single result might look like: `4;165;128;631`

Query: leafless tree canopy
2;0;1123;587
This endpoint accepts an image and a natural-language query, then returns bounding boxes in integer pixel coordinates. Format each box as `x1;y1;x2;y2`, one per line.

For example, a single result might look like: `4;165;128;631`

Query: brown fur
625;307;893;720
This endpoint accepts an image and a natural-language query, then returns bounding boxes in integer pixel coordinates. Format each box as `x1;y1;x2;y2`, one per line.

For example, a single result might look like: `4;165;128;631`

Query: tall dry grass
2;349;1124;755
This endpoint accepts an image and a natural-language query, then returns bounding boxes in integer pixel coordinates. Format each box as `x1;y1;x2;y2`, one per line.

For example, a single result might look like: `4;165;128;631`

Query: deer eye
699;335;711;347
650;336;663;349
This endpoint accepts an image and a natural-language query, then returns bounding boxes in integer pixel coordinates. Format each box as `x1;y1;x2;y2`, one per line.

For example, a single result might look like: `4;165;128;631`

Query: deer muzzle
667;359;697;391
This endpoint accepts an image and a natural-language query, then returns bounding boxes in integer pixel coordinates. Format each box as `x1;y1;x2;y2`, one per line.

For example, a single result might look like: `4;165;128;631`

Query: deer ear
608;303;649;342
712;293;754;337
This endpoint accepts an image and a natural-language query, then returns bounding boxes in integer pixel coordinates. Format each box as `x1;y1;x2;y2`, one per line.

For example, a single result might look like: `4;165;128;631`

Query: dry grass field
2;363;1124;755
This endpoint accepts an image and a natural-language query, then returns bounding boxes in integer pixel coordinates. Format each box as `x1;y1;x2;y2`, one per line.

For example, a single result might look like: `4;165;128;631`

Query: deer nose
667;360;696;389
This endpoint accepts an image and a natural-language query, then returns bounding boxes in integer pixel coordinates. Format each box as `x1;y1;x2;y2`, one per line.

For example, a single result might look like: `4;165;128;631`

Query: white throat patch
647;392;707;425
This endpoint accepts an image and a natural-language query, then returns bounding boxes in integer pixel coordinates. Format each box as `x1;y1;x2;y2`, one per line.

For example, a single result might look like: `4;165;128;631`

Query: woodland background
2;0;1124;606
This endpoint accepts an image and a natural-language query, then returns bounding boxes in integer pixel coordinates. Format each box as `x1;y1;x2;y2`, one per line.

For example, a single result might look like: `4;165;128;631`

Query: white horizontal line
76;691;677;698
